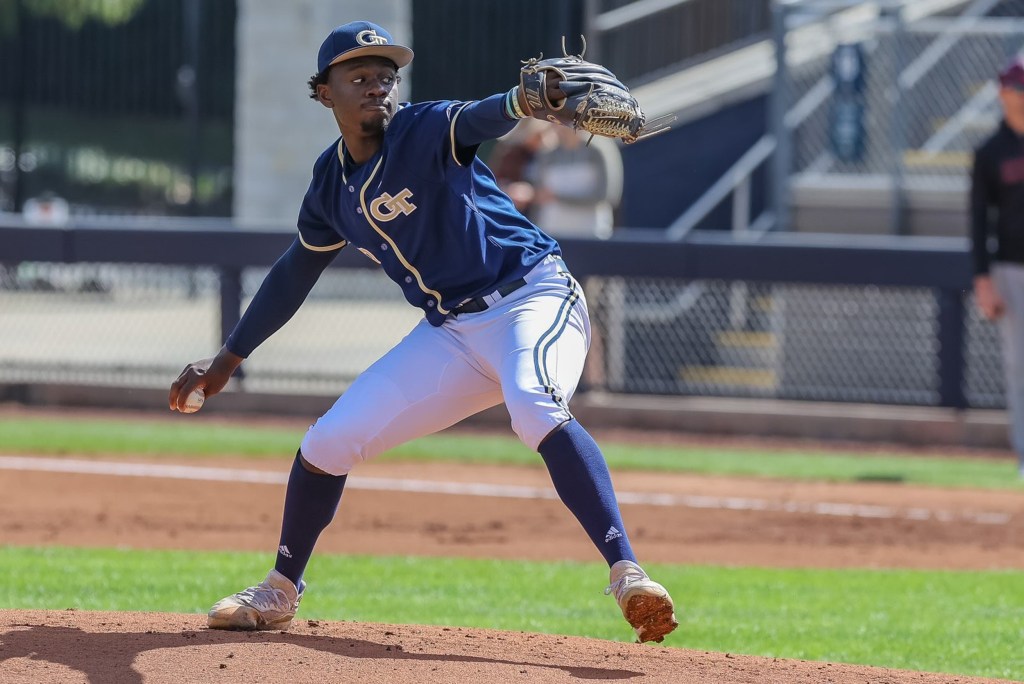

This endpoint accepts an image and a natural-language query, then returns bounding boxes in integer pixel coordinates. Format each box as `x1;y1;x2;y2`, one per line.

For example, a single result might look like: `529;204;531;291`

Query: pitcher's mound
0;609;1009;683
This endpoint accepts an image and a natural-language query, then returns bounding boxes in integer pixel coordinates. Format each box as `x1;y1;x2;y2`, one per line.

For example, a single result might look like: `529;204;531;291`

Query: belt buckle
454;295;485;316
455;278;525;316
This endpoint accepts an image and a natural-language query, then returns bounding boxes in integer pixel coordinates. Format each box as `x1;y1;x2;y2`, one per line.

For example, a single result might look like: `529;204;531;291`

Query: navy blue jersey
297;100;559;326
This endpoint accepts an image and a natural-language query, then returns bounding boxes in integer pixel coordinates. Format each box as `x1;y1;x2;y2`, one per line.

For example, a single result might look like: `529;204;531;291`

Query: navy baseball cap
998;54;1024;89
317;21;413;75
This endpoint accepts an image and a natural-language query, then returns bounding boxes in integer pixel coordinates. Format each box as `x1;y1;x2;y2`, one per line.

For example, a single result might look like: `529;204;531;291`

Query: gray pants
992;263;1024;468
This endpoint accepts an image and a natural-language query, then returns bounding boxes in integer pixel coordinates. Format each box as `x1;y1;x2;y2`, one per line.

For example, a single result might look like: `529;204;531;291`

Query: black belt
453;278;527;315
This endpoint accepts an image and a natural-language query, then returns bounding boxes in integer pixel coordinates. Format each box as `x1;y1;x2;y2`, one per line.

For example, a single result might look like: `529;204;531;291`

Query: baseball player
972;55;1024;480
169;20;678;643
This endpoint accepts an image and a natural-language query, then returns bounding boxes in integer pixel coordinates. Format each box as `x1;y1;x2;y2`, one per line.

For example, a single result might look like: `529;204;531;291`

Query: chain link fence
0;264;1007;408
589;275;1007;407
0;263;420;393
591;277;941;402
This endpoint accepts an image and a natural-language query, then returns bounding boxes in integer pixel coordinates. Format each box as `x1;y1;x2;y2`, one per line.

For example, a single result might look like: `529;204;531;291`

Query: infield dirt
1;609;1013;684
2;415;1022;682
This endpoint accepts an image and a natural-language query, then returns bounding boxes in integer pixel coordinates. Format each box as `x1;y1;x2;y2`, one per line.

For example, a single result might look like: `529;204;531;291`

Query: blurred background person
487;118;555;221
970;54;1024;479
532;126;623;240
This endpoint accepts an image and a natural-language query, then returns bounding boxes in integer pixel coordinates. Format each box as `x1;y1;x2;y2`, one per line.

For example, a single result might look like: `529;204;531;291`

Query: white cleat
207;569;304;631
605;560;679;643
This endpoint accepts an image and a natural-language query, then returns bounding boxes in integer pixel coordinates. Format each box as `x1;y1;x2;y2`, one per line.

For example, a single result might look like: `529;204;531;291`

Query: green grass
0;415;1021;489
2;546;1022;681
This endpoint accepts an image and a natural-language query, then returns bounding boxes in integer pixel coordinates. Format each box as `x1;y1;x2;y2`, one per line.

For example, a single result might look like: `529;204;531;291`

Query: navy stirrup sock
538;420;637;566
274;450;347;586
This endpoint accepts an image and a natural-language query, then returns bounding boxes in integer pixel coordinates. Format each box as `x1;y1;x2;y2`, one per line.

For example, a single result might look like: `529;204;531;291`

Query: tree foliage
1;0;147;34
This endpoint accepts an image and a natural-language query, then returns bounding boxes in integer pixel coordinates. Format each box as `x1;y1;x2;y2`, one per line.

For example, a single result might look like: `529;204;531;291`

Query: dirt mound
0;610;1011;684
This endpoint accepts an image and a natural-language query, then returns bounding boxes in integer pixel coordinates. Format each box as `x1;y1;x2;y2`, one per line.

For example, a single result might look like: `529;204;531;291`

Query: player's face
321;57;401;134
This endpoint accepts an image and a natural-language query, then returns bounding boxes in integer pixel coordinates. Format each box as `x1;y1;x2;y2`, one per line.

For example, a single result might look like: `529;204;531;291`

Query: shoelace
237;581;292;612
604;569;647;601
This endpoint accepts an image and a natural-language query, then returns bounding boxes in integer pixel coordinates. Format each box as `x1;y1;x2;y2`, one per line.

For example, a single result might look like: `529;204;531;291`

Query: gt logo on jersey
357;30;388;46
370;189;417;222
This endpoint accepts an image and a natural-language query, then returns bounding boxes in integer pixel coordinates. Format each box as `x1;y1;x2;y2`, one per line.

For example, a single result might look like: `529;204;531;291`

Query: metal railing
660;0;1024;239
665;135;778;240
584;0;773;83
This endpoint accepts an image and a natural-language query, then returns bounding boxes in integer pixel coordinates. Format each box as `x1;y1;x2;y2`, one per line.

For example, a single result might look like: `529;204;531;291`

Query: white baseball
181;388;205;414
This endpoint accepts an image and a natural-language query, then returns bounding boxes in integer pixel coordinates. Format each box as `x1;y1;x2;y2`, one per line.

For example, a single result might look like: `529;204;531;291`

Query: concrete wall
233;0;411;228
791;176;969;237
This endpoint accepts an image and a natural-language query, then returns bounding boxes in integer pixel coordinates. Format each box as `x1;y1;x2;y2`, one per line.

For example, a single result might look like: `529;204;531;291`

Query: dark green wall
410;0;583;102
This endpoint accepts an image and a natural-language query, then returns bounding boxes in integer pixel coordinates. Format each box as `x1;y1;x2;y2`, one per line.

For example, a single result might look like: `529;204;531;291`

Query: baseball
181;388;205;414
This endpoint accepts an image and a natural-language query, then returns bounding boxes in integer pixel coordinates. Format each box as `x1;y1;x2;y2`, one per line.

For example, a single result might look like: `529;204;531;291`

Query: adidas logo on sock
278;545;293;558
604;526;623;543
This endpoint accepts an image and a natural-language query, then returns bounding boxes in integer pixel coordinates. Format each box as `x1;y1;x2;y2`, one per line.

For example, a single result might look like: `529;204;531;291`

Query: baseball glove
518;37;672;144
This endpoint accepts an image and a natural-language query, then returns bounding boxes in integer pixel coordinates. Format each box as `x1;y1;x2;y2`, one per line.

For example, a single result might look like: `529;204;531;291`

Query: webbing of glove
568;81;647;143
519;43;661;144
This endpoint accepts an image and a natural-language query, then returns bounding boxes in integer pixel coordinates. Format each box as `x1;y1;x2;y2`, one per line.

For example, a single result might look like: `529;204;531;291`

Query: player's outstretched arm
449;78;565;162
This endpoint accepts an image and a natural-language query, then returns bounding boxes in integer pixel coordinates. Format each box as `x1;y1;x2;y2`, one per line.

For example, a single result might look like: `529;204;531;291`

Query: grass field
1;415;1021;489
3;415;1024;681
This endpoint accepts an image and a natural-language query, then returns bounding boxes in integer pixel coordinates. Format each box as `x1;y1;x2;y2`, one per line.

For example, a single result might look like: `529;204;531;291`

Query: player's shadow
0;623;644;682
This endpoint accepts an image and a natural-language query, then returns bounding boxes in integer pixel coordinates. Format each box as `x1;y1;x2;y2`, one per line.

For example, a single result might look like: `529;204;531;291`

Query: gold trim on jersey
357;247;381;264
298;232;347;252
336;139;348;184
359;156;450;314
448;102;472;167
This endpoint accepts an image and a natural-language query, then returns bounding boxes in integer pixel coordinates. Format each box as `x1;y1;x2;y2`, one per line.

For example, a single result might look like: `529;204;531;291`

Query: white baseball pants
301;255;591;475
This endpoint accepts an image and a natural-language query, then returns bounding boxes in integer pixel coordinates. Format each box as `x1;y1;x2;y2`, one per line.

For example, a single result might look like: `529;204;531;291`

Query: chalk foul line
0;455;1010;525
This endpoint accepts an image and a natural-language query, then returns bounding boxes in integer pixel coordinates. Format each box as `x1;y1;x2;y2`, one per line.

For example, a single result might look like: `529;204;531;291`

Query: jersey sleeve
225;237;338;358
398;100;503;171
450;93;519;155
297;180;347;253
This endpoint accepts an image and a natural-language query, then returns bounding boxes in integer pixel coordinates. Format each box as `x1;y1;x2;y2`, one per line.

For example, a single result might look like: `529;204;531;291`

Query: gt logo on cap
357;29;388;46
